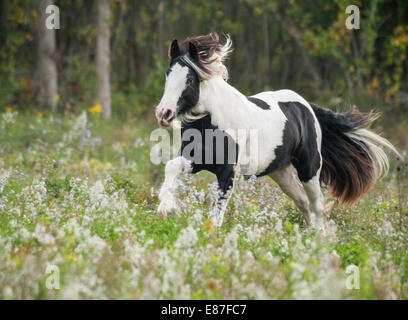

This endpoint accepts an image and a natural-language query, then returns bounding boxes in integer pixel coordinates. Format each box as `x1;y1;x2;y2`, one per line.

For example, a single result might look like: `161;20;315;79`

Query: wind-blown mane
171;32;232;81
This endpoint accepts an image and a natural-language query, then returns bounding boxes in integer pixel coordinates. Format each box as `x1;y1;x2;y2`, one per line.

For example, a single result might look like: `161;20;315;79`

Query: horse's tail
310;103;401;205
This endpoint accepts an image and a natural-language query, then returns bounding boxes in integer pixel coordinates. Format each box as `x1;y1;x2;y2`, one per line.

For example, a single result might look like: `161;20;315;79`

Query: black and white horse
155;33;400;230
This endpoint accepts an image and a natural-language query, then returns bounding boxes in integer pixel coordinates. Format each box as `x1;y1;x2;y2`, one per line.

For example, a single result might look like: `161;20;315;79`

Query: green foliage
335;242;368;268
1;0;408;116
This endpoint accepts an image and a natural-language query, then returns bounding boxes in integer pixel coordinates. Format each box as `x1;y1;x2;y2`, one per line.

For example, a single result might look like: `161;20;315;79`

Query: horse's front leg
158;156;192;218
209;165;236;227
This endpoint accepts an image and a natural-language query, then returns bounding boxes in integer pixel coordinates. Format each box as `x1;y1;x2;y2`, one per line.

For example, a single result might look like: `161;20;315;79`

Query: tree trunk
125;0;136;89
38;0;58;109
97;0;111;120
0;0;6;49
263;11;270;87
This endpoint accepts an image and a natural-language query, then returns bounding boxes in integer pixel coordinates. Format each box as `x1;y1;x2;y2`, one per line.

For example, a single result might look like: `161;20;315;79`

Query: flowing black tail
310;103;401;205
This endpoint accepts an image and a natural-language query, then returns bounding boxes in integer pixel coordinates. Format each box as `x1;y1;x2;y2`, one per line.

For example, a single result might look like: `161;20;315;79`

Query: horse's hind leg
158;156;192;218
292;157;326;230
269;165;311;225
301;175;325;231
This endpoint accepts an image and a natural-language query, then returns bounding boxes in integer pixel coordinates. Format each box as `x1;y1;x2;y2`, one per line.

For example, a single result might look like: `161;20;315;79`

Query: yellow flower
89;159;112;170
24;33;33;42
30;9;38;19
88;103;102;115
202;219;215;232
49;198;56;207
37;112;43;118
53;93;60;104
63;254;78;261
120;141;128;147
371;76;379;90
5;106;12;113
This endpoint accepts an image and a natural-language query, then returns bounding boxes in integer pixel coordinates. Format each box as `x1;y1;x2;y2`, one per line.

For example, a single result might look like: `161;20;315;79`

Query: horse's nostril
163;109;173;120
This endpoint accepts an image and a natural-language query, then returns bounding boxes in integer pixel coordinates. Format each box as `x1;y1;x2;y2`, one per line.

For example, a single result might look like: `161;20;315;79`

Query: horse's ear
188;42;199;61
169;39;180;60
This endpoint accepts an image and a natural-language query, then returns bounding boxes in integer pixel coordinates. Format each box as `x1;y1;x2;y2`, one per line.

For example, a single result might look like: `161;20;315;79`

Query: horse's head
156;33;232;127
155;40;201;127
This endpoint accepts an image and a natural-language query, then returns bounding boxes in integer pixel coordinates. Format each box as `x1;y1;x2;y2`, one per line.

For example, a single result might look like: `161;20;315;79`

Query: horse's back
251;89;322;181
251;89;313;113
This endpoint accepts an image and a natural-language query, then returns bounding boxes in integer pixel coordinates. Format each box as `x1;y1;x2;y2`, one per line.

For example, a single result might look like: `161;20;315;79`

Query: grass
0;109;407;299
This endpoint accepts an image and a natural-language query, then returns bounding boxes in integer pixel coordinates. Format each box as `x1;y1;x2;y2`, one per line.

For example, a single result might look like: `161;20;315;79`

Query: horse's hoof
209;214;223;228
308;213;327;234
157;201;178;218
312;220;328;235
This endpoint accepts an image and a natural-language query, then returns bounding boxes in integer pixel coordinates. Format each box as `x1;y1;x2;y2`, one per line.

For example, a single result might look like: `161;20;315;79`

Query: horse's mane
174;32;233;81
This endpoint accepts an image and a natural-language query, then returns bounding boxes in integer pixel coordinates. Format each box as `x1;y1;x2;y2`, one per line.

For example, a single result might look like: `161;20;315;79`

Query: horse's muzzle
156;107;175;127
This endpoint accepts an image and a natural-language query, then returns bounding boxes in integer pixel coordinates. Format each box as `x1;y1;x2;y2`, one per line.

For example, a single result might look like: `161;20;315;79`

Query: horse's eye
186;75;194;84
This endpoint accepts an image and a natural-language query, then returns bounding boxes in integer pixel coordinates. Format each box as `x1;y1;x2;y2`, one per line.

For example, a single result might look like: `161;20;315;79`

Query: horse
155;32;400;230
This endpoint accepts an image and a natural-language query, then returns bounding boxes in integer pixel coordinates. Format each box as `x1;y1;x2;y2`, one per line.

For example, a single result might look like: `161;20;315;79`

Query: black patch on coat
179;114;238;194
247;97;271;110
258;101;321;182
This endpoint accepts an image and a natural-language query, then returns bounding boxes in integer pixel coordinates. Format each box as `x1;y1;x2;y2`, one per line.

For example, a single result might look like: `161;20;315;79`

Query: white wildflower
174;226;198;249
33;224;55;245
89;180;108;209
0;169;10;194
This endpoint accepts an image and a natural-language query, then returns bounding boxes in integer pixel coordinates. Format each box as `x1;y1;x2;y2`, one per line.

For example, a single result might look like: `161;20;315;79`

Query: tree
97;0;111;120
38;0;58;109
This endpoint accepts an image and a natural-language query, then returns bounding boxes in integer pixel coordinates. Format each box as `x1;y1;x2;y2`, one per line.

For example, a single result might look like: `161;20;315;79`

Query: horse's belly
235;128;286;176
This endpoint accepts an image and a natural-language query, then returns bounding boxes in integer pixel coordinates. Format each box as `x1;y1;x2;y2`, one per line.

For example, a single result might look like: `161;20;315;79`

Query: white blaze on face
156;63;189;125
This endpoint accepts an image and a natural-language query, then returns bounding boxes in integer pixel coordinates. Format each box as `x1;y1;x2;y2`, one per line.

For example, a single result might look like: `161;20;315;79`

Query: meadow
0;108;407;300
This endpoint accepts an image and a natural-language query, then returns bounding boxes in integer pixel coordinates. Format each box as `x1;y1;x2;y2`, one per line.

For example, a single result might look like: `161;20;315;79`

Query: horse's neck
197;77;251;128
